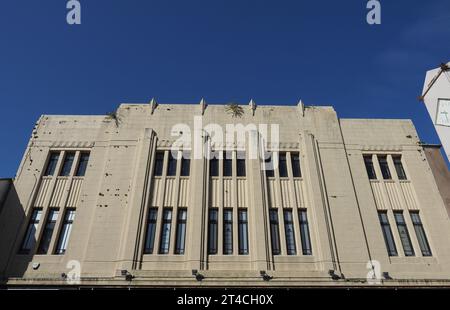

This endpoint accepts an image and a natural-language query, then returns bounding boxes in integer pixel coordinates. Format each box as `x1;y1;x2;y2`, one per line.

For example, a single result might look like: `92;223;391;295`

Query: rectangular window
223;209;233;255
75;153;90;177
19;208;43;254
37;208;59;255
237;158;246;177
410;212;432;257
265;154;275;178
269;209;281;255
44;153;60;176
298;209;312;255
223;157;232;177
143;208;158;254
167;153;177;176
394;212;414;257
210;158;219;177
283;209;297;255
378;212;398;256
393;156;407;180
180;156;190;177
364;156;377;180
175;209;187;255
378;156;392;180
279;153;288;177
59;152;75;177
159;209;172;254
208;209;218;254
55;209;76;255
291;153;302;178
154;152;164;176
238;209;249;255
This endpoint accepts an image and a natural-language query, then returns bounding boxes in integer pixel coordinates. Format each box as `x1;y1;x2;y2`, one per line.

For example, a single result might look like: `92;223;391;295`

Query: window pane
269;209;281;255
20;209;42;254
410;212;432;256
175;209;187;254
378;212;398;256
283;210;297;255
208;209;218;254
37;209;59;255
167;153;177;176
279;154;288;177
265;154;275;178
144;208;158;254
210;158;219;177
393;156;407;180
223;209;233;254
181;157;190;177
378;156;391;180
238;210;249;255
159;209;172;254
237;159;246;177
298;210;312;255
55;209;76;255
44;153;60;176
59;152;75;176
223;158;232;177
75;153;90;177
394;212;414;256
154;152;164;176
364;156;377;180
291;153;302;178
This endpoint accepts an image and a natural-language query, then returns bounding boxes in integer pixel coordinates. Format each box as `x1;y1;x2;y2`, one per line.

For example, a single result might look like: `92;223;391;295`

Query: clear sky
0;0;449;177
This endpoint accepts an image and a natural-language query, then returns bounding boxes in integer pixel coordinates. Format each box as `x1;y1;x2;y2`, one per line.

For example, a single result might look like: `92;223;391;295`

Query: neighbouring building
1;101;450;288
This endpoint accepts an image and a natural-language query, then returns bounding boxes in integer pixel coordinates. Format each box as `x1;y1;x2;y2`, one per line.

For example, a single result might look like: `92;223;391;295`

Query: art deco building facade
1;101;450;288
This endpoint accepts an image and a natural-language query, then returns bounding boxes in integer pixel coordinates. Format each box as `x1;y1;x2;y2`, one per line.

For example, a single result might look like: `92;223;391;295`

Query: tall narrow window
283;209;297;255
159;209;172;254
378;212;398;256
393;156;407;180
378;156;391;180
143;208;158;254
19;208;42;254
223;209;233;255
59;152;75;177
410;212;432;257
210;158;219;177
55;209;76;255
37;208;59;254
237;158;246;177
364;156;377;180
291;153;302;178
238;209;249;255
44;153;60;176
279;153;288;177
208;209;218;254
223;157;232;177
75;153;90;177
265;154;275;178
298;209;312;255
180;156;190;177
175;209;187;255
167;153;177;176
269;209;281;255
154;152;164;176
394;212;414;257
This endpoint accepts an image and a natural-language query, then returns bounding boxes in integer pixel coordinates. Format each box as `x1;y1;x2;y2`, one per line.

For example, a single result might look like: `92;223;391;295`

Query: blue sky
0;0;449;177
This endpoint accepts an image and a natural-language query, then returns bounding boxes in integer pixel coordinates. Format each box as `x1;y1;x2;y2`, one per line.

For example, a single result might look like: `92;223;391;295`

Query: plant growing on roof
106;109;121;127
225;103;244;118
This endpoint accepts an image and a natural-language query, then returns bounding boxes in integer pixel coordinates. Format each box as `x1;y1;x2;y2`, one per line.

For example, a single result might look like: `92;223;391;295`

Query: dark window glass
298;210;312;255
175;209;187;254
154;152;164;176
19;208;43;254
291;153;302;178
44;153;60;176
208;209;218;254
283;209;297;255
378;156;392;180
238;210;249;255
144;208;158;254
180;157;190;177
265;154;275;178
223;157;232;177
279;154;288;177
394;212;414;256
59;152;75;177
37;209;59;254
269;209;281;255
210;158;219;177
410;212;432;257
167;153;177;176
237;159;246;177
75;153;90;177
393;156;407;180
364;156;377;180
378;212;398;256
159;209;172;254
55;209;76;255
223;209;233;254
